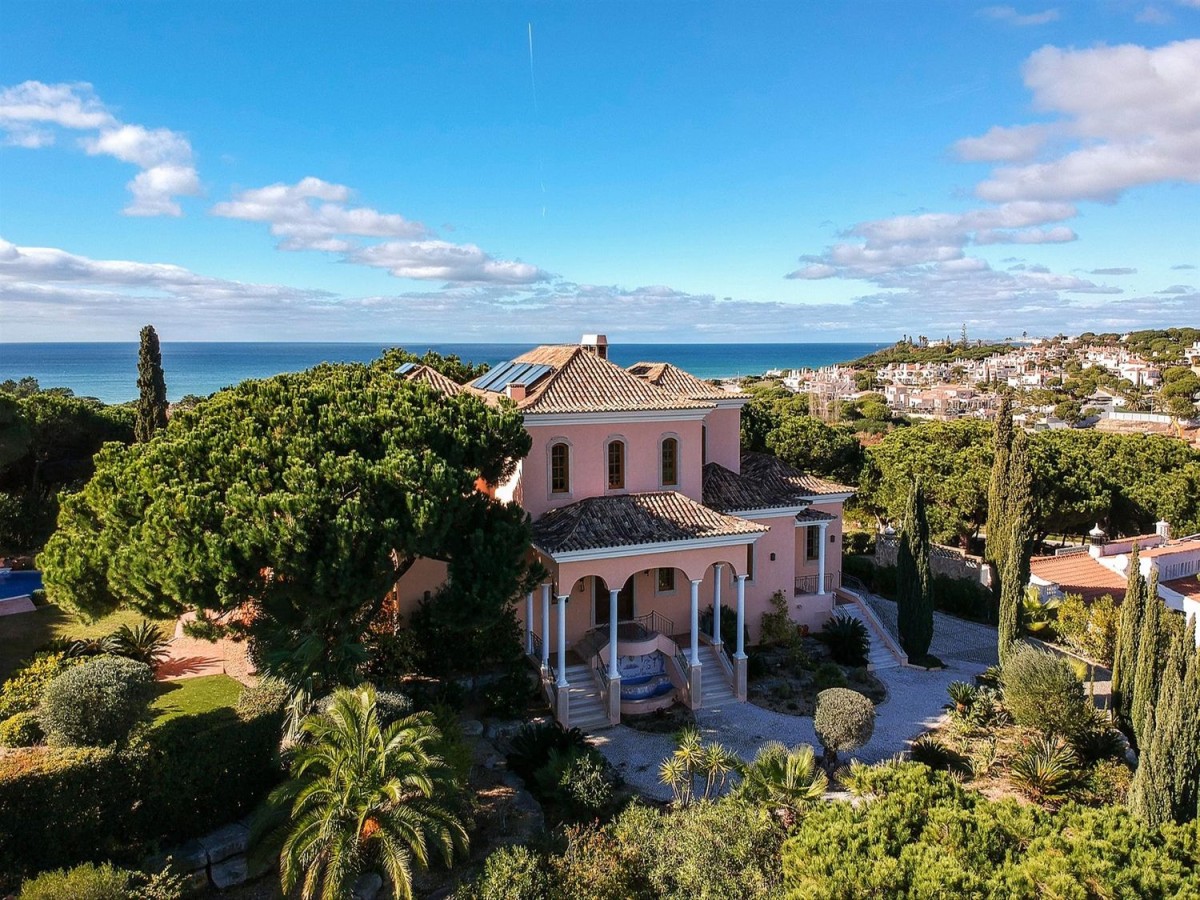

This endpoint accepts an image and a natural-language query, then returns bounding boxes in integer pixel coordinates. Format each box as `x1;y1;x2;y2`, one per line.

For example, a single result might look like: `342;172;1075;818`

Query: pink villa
392;335;854;730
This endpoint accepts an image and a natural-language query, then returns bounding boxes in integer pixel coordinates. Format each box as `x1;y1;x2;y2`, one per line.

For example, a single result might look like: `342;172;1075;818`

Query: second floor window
607;440;625;490
550;442;570;494
806;527;819;561
661;437;678;486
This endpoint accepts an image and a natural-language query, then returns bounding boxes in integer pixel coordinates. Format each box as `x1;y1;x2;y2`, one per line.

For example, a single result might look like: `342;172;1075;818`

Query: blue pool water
0;571;42;601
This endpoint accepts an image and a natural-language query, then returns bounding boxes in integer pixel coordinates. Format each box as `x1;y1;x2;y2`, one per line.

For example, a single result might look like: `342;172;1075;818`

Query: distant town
764;328;1200;445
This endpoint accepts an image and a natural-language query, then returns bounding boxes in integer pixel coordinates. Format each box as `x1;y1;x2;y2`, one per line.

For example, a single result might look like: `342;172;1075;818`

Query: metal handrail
795;571;842;595
529;631;543;662
632;610;674;636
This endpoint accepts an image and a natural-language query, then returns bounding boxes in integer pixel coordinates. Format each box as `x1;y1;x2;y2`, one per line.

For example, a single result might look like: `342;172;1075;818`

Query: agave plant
945;681;979;716
1010;737;1080;803
66;634;120;658
733;742;828;823
110;620;171;666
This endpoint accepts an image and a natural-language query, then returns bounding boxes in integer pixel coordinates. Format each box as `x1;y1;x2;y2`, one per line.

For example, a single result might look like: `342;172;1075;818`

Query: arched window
661;437;679;486
607;440;625;490
550;442;570;494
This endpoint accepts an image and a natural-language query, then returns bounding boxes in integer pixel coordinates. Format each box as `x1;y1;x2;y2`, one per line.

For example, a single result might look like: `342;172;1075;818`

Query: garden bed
747;637;887;717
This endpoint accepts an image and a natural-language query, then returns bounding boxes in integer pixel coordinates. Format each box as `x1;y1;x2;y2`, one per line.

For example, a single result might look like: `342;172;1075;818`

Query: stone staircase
562;662;611;731
835;601;903;670
695;644;737;707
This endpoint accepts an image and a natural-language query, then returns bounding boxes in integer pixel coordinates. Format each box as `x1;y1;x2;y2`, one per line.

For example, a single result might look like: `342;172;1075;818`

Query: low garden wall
875;536;994;589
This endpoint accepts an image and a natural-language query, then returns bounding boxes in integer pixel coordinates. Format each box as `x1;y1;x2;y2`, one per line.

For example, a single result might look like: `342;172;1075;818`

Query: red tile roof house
1029;521;1200;650
389;335;854;730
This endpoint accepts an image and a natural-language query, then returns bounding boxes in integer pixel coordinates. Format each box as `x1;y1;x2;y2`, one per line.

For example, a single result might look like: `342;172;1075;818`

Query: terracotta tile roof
531;491;766;555
703;462;810;513
1029;553;1128;602
740;451;856;497
480;346;713;415
1164;575;1200;601
1141;536;1200;558
628;361;744;402
398;364;467;396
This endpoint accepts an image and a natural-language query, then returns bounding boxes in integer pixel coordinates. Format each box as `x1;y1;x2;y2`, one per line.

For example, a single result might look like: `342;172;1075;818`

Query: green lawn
150;674;244;724
0;604;174;681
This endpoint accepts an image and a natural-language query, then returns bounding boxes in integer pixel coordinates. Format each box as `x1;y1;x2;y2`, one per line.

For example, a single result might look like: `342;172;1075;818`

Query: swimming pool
0;570;42;601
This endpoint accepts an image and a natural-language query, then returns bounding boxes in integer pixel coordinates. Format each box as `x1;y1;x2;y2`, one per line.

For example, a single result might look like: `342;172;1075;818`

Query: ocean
0;342;887;404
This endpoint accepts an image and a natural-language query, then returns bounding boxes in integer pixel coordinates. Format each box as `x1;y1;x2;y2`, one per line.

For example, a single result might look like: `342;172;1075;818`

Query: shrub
1056;593;1118;666
908;735;968;774
457;844;550;900
700;603;746;652
932;574;994;623
813;688;875;765
0;652;79;720
946;681;979;715
507;721;588;781
29;588;48;606
1083;759;1134;805
374;689;415;724
1000;643;1091;739
759;590;795;646
536;748;617;821
1009;737;1080;803
483;666;534;719
0;711;42;747
236;676;291;719
1068;710;1126;764
811;661;847;691
18;861;131;900
819;614;869;666
110;620;171;666
38;656;154;747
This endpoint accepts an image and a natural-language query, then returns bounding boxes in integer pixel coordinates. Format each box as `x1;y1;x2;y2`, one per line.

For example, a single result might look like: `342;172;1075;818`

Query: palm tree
659;727;741;805
253;684;467;900
733;742;828;825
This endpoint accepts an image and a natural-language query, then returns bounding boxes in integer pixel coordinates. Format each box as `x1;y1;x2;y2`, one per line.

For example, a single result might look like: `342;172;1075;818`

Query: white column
608;589;620;676
689;579;701;665
540;584;551;673
525;591;534;656
818;522;829;594
556;594;570;688
735;574;748;659
712;563;724;646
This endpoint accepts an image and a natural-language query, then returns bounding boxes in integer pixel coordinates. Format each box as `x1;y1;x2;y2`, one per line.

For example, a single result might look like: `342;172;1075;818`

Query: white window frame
659;432;681;489
546;437;573;499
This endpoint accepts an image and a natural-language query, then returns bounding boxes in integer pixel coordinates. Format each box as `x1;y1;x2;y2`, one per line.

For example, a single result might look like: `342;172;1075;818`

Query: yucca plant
1010;737;1080;804
251;684;467;900
659;727;740;805
733;742;828;823
110;620;171;666
945;681;979;716
908;735;968;774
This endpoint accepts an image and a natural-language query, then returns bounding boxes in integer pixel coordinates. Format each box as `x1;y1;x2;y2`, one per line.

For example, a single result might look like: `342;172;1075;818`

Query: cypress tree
1130;569;1163;748
135;324;168;443
1111;545;1145;731
985;394;1013;568
996;430;1032;664
896;480;934;661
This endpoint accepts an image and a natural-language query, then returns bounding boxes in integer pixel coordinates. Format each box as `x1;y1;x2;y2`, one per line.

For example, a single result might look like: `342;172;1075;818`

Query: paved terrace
592;598;998;801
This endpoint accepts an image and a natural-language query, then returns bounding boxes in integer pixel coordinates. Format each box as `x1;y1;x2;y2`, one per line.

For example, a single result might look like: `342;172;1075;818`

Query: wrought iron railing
634;610;674;637
795;571;841;595
529;631;543;662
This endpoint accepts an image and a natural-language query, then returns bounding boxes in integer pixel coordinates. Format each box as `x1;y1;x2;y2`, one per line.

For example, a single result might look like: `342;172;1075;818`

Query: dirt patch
747;638;887;717
622;703;696;734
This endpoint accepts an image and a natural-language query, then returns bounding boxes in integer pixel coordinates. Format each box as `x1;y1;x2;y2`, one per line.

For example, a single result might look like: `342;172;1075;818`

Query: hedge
0;706;285;887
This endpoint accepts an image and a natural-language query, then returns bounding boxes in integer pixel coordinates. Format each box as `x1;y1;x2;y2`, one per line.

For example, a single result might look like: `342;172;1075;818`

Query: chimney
1156;519;1171;541
506;382;527;402
581;333;608;360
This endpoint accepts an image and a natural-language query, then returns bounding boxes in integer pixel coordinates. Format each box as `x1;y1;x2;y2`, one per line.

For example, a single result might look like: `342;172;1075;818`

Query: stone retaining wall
875;536;994;588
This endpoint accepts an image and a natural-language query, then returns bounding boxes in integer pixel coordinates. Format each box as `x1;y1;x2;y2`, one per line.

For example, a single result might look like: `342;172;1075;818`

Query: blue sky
1;1;1198;343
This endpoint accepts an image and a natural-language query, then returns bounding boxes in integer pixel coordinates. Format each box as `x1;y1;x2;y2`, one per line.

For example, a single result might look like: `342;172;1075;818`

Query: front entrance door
594;577;635;625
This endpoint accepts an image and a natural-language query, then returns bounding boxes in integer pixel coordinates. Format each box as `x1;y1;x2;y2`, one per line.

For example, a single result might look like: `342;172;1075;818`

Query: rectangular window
806;527;819;561
550;443;570;494
607;441;625;490
661;438;678;486
746;542;755;582
657;568;676;593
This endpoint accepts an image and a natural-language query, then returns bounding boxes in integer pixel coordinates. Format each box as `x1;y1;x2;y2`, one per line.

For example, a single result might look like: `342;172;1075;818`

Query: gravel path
592;594;999;801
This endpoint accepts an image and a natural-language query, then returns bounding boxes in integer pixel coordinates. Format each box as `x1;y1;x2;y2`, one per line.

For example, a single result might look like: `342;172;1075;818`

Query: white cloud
785;263;837;280
1136;6;1174;24
954;124;1054;162
979;6;1060;26
1089;267;1137;275
0;81;199;216
212;177;428;251
213;177;548;284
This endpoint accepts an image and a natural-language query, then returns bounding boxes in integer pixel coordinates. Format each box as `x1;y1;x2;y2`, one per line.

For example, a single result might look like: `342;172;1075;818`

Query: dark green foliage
895;481;934;660
946;680;979;714
372;346;490;384
235;675;291;719
373;689;415;724
460;845;550;900
39;361;533;692
135;325;168;443
507;720;589;782
699;603;745;652
1010;737;1081;802
0;651;80;719
534;747;618;821
847;340;1014;368
1000;644;1091;739
1068;711;1127;765
765;415;865;485
18;861;131;900
410;585;526;682
811;661;847;692
1130;571;1168;748
818;613;869;666
483;666;535;718
994;424;1034;665
1111;545;1146;733
0;711;42;747
38;656;155;747
908;735;969;774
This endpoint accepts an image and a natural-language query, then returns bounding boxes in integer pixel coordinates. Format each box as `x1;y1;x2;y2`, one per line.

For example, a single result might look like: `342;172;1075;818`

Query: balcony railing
633;610;674;638
795;571;841;595
529;631;543;662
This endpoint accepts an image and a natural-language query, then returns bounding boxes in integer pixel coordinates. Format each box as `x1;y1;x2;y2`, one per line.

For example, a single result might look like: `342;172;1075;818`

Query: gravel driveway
592;598;999;801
